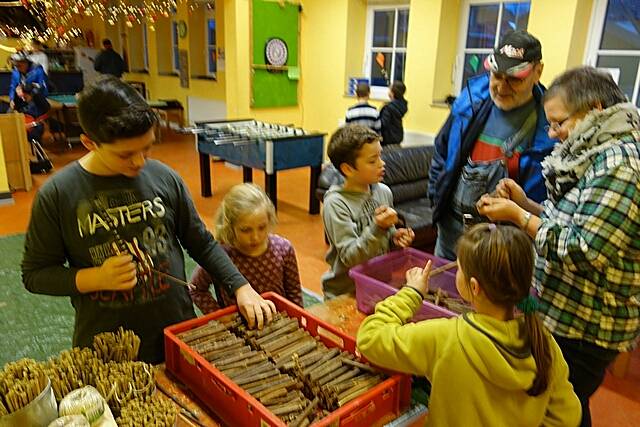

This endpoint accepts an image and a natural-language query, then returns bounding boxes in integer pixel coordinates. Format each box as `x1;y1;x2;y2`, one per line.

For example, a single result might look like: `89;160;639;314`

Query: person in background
357;224;581;427
12;83;50;142
428;30;554;261
477;66;640;427
28;40;49;74
93;39;125;78
322;124;414;298
8;51;48;110
190;183;303;312
21;76;275;364
345;82;381;133
379;80;407;146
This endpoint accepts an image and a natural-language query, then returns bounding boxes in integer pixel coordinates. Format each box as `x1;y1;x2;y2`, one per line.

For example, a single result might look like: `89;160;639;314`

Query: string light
2;0;214;43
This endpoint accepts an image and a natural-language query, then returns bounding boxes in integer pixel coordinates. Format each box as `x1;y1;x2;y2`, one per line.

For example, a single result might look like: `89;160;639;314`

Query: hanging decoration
1;1;215;43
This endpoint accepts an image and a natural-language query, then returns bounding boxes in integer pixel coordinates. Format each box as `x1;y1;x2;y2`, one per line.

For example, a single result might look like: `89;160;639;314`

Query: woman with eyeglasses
476;66;640;427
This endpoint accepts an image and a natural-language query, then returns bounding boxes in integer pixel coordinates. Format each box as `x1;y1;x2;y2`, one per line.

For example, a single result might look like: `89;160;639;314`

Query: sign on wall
179;49;189;89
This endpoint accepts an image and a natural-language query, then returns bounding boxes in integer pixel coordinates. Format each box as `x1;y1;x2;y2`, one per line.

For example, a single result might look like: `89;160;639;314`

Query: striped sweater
345;101;381;133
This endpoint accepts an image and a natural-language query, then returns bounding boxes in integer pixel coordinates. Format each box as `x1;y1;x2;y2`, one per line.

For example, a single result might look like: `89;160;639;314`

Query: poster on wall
251;0;299;108
179;49;189;89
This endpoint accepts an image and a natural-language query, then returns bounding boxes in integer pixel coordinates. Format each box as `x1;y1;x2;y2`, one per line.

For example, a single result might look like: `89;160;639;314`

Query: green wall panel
251;0;299;108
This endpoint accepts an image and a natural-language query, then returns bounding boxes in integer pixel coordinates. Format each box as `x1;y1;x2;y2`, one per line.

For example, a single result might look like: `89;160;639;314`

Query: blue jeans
435;214;462;261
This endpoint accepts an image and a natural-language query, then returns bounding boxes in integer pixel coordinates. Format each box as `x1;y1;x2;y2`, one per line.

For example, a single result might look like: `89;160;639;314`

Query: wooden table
305;295;366;338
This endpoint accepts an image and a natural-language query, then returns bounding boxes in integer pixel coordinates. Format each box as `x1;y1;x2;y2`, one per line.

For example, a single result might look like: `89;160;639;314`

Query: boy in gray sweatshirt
321;125;414;298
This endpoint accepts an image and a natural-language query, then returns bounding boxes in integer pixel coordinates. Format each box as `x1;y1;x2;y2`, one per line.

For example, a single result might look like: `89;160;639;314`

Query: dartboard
265;38;288;67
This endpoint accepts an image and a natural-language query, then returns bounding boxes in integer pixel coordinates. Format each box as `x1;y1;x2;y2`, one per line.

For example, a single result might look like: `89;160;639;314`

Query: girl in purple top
190;184;303;312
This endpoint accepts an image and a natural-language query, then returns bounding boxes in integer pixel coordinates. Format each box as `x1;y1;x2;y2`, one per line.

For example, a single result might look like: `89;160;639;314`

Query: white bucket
0;378;57;427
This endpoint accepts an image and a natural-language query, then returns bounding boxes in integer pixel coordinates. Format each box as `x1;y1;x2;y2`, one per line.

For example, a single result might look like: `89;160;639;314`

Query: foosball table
195;119;325;214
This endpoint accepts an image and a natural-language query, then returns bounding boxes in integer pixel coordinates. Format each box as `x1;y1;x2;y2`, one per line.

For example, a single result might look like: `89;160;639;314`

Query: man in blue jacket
8;51;48;110
428;30;555;260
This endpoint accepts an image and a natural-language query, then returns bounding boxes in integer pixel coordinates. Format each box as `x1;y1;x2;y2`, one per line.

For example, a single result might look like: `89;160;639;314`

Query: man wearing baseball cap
428;30;555;260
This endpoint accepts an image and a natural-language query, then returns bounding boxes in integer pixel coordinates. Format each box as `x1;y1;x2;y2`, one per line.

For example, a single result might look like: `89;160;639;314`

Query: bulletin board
179;49;190;89
251;0;299;108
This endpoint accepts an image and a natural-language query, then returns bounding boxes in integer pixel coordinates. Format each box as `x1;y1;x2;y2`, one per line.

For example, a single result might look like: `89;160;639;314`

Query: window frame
205;15;216;77
125;22;149;73
585;0;640;105
363;4;410;99
454;0;531;94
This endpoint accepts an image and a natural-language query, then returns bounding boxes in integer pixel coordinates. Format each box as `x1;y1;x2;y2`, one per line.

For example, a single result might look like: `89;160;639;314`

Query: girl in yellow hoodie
357;224;581;427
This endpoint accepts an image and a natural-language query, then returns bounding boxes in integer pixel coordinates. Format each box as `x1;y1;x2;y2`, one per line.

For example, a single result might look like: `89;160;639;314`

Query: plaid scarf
542;102;640;204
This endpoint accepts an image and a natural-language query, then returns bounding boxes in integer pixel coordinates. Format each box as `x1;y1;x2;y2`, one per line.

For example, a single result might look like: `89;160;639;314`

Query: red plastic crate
164;292;411;427
350;248;459;321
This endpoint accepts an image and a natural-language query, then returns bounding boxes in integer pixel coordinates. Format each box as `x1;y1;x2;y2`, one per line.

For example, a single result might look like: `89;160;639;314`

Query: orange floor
0;133;328;296
2;131;638;426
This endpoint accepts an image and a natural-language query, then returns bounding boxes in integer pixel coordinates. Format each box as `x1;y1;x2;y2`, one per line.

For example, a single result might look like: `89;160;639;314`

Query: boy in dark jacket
379;81;408;146
94;39;126;78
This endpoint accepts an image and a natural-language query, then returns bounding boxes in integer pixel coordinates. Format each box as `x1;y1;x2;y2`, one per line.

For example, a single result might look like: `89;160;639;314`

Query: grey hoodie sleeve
22;183;82;297
323;197;391;269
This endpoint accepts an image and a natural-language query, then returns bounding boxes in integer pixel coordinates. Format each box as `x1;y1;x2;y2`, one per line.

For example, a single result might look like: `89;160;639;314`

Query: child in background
379;80;408;146
345;82;381;133
357;224;581;427
190;183;303;311
13;82;50;142
322;124;414;299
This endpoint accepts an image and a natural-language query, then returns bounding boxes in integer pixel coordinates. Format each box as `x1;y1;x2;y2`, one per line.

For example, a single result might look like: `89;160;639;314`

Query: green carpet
0;234;321;366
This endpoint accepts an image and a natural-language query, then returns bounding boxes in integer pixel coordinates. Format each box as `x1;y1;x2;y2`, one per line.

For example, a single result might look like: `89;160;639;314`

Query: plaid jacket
533;136;640;352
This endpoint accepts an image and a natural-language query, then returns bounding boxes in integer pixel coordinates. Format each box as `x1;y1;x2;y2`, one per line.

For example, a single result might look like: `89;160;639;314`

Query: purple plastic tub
349;248;460;321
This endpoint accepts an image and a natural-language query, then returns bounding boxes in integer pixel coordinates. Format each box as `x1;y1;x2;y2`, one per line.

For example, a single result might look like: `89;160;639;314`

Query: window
155;16;174;74
586;0;640;106
207;18;217;76
172;20;180;72
455;0;531;92
127;23;148;72
364;5;409;97
187;4;215;79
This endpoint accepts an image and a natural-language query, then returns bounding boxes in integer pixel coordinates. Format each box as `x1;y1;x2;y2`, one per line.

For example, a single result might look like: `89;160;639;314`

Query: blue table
196;120;325;214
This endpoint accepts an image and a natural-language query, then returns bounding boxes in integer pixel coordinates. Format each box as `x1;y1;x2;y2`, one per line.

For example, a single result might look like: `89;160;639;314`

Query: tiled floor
1;131;638;426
